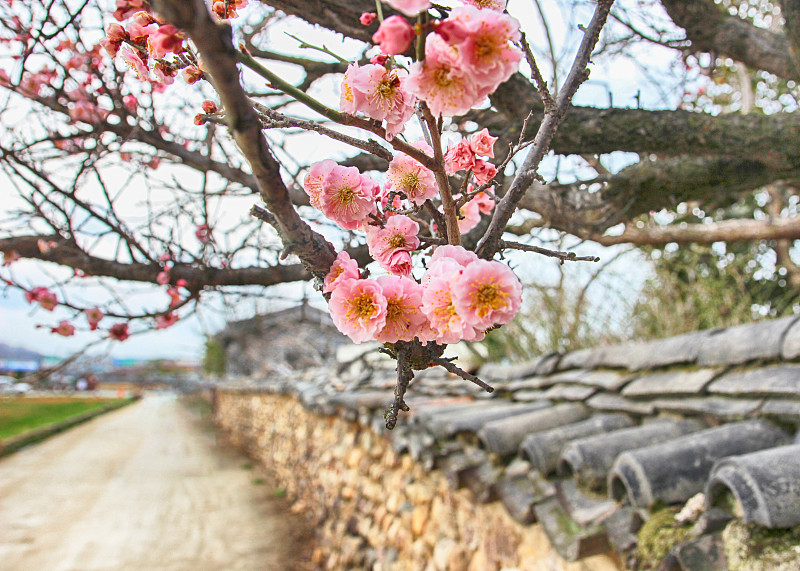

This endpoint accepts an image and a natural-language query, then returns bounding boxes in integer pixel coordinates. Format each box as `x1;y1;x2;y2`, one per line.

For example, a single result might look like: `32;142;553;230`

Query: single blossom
429;244;479;267
451;259;522;329
469;128;497;157
201;100;218;114
52;321;75;337
85;307;104;330
385;0;431;16
148;24;184;59
157;271;170;285
109;322;131;341
342;64;416;139
303;159;336;210
405;35;479;117
120;46;149;80
470;188;495;214
195;224;211;243
444;139;476;174
372;15;414;55
374;275;428;342
167;287;182;307
366;215;420;275
445;7;522;98
421;259;483;344
319;165;378;230
323;251;361;293
156;312;179;329
329;278;388;343
385;142;437;206
471;159;498;185
456;197;482;234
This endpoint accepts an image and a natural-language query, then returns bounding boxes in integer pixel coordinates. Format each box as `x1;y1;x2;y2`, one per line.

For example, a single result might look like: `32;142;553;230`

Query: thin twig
520;32;556;114
500;239;600;263
432;357;494;393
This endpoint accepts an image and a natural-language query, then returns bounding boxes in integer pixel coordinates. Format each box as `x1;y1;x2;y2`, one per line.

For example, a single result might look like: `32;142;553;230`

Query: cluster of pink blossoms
324;245;521;345
351;0;521;132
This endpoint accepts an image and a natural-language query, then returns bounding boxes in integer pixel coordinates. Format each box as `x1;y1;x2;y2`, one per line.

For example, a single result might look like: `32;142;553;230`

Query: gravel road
0;394;310;571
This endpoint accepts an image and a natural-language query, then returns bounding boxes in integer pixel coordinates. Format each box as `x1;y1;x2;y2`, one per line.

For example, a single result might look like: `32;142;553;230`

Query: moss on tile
635;507;692;569
723;520;800;571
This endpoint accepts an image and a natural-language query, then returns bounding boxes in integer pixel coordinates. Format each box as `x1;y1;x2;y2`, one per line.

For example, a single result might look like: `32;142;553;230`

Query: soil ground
0;393;313;571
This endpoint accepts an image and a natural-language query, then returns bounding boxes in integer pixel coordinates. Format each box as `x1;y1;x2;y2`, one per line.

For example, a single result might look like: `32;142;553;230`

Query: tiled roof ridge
218;314;800;570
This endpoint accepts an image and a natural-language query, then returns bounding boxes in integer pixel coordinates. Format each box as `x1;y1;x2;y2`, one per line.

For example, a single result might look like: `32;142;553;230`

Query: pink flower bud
360;12;377;26
372;15;414;56
201;100;218;114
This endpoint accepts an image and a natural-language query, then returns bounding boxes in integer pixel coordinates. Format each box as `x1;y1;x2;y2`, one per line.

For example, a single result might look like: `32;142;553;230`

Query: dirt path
0;394;311;571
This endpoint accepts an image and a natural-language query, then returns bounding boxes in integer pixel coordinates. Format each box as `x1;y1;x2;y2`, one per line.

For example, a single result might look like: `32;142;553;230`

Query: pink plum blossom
366;215;420;275
445;7;522;98
372;15;414;55
386;142;437;206
451;259;522;329
457;197;482;234
167;287;182;307
429;244;479;267
329;278;388;343
109;322;130;341
386;250;414;276
303;159;336;210
85;307;104;330
374;275;428;342
195;224;211;243
421;259;483;344
156;312;179;329
120;46;149;80
444;139;476;174
323;251;361;293
470;189;495;214
405;35;479;117
472;159;498;185
320;165;378;230
385;0;431;16
360;12;378;26
463;0;507;10
25;287;58;311
51;321;75;337
342;64;416;139
469;128;497;157
157;271;170;285
148;24;184;59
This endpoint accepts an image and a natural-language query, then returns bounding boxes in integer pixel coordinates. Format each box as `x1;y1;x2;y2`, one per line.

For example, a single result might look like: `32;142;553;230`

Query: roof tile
621;368;722;398
708;364;800;398
696;316;799;367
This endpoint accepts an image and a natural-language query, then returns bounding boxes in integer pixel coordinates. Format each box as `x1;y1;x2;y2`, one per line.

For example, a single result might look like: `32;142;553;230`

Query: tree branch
152;0;337;279
477;0;615;259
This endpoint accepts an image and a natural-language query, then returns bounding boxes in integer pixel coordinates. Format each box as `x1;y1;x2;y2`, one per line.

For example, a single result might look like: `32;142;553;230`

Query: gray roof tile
542;384;598;401
651;396;763;419
621;368;722;398
609;420;790;508
708;364;800;398
761;399;800;422
586;393;656;416
696;316;799;367
478;403;590;458
706;443;800;528
781;317;800;359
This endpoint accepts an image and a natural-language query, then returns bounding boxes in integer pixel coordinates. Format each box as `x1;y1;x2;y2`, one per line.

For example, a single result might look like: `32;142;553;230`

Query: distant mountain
0;342;45;361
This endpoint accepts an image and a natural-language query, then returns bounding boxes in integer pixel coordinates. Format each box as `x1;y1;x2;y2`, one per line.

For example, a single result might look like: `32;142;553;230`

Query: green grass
0;397;125;440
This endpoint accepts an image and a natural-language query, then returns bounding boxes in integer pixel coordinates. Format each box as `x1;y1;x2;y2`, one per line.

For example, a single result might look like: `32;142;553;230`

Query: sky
0;0;683;361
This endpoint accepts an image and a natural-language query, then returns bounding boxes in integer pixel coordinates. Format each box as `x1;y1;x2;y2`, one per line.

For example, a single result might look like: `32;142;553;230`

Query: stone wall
214;390;623;571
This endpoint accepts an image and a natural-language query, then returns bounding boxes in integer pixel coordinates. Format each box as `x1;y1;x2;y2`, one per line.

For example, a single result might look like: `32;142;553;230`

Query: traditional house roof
227;315;800;569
